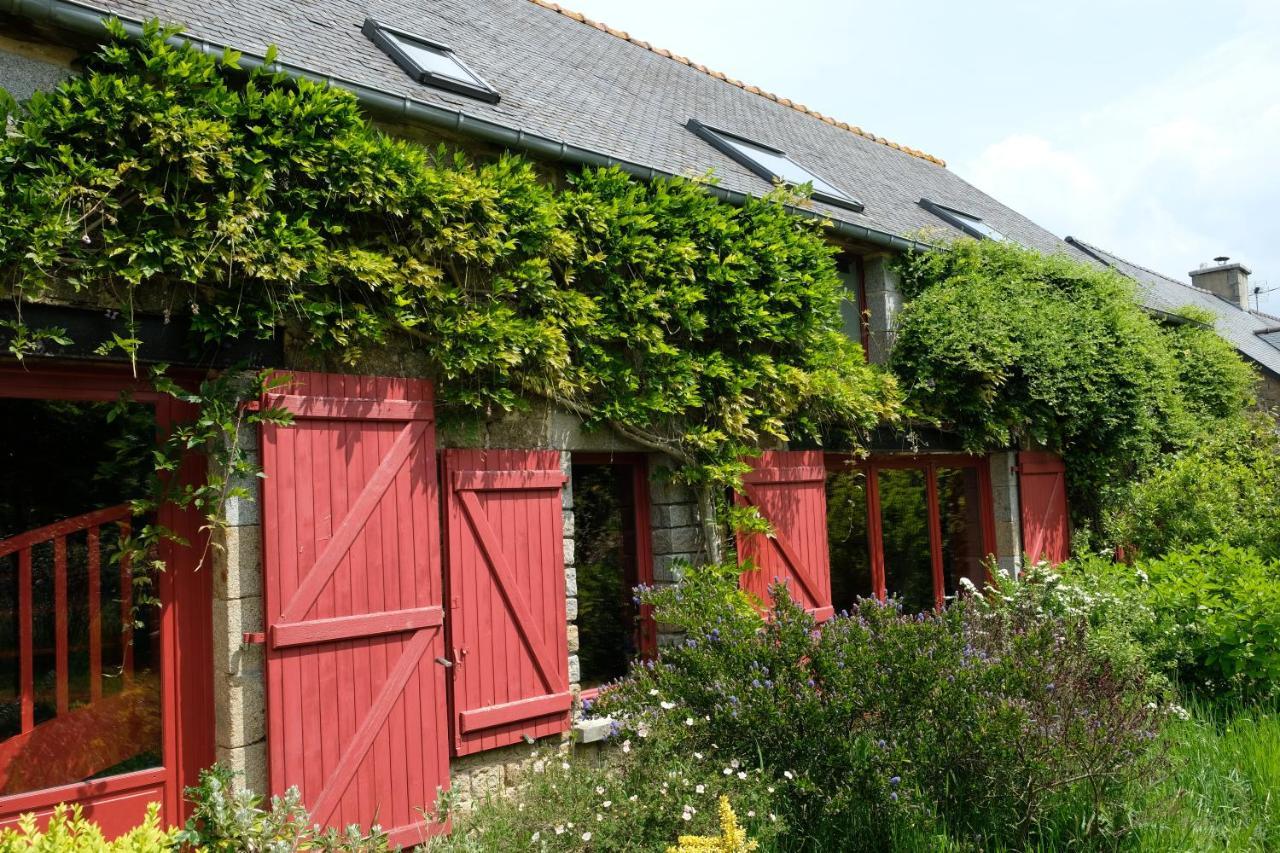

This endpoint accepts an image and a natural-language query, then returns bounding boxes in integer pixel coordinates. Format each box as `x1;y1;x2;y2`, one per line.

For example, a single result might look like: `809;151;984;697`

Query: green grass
1127;702;1280;852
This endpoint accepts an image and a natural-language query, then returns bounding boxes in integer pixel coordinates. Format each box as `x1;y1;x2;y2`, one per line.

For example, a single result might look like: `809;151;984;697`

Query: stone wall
210;428;269;793
988;451;1023;578
0;32;73;102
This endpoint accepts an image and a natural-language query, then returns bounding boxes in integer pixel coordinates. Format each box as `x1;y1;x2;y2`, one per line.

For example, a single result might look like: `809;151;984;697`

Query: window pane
878;468;935;612
717;134;853;201
572;464;642;689
937;467;987;599
825;466;872;612
0;399;161;795
386;32;483;86
949;209;1006;241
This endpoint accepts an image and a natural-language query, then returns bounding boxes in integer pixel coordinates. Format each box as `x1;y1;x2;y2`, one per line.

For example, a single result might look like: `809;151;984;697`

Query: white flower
723;767;732;776
649;689;660;696
767;786;775;794
737;771;747;780
531;832;541;842
554;825;565;835
730;759;740;769
595;814;603;822
629;794;638;802
660;701;676;710
747;810;755;818
693;752;703;760
695;784;705;794
770;813;778;822
595;786;606;795
602;800;612;808
561;761;570;770
681;811;693;822
783;770;794;780
637;724;649;739
582;831;592;841
685;717;695;726
621;740;632;753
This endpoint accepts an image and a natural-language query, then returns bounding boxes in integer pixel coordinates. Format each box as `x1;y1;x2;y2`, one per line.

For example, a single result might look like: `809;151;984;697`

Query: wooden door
443;450;571;756
261;373;448;847
737;451;835;621
1018;451;1071;566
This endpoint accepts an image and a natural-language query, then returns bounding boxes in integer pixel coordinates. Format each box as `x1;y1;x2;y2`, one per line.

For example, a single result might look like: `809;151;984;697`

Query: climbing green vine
0;20;895;565
889;238;1260;535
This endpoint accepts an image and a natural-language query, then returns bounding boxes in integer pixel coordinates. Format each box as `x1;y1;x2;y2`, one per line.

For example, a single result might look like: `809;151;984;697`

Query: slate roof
8;0;1273;376
1067;238;1280;378
17;0;1089;258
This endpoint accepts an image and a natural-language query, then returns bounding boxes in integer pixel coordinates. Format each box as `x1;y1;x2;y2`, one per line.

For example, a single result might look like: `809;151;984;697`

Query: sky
562;0;1280;312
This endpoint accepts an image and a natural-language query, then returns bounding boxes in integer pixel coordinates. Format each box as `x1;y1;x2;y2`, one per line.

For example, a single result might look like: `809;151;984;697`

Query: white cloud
958;29;1280;310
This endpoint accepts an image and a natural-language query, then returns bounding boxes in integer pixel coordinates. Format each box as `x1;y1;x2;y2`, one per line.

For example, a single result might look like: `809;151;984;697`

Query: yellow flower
666;795;760;853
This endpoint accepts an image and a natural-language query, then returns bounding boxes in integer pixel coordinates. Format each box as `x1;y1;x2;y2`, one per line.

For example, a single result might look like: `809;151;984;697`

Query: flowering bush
593;566;1164;848
426;727;785;852
1060;546;1280;703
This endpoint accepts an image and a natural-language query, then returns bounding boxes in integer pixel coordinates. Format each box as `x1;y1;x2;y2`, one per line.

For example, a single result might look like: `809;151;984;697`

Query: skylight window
919;199;1007;241
686;120;864;212
362;18;499;104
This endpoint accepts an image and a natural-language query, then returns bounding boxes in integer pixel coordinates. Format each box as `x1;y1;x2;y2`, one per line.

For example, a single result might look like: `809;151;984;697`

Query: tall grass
1128;701;1279;851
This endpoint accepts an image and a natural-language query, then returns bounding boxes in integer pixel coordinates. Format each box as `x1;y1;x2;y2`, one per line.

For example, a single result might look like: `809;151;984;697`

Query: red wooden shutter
1018;451;1071;566
736;451;835;621
444;449;571;756
261;373;449;847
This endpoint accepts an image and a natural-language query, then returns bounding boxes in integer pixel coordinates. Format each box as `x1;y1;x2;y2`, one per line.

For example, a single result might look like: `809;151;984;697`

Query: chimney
1189;256;1252;311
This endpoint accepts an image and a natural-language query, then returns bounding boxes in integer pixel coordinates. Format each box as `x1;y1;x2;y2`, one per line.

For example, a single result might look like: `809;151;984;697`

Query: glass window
937;467;987;599
877;468;936;613
363;19;499;104
383;31;486;87
688;121;863;210
572;463;643;689
920;200;1007;241
825;466;873;613
0;399;160;795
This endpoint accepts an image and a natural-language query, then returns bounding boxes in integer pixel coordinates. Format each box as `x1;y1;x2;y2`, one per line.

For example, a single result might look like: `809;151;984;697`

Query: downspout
1;0;932;256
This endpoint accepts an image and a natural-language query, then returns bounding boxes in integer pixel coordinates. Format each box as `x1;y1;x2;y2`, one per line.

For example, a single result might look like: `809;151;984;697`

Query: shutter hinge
242;631;266;645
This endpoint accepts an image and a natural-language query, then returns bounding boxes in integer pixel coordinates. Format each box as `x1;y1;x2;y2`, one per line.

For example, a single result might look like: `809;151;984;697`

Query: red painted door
737;451;835;621
1018;451;1071;566
444;450;571;756
261;374;448;847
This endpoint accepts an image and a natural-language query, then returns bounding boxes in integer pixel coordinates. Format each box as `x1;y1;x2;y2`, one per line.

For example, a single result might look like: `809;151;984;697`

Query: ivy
0;20;897;563
889;238;1260;533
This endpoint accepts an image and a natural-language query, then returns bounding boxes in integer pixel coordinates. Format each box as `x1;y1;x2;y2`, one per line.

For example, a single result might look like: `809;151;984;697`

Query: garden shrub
1058;545;1280;702
0;803;173;852
1106;413;1280;560
890;239;1258;533
1137;546;1280;702
592;565;1163;849
176;764;388;851
426;723;786;852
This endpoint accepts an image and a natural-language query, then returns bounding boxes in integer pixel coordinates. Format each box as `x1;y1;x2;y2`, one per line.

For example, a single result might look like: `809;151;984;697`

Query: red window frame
570;452;655;701
0;361;213;833
825;453;997;609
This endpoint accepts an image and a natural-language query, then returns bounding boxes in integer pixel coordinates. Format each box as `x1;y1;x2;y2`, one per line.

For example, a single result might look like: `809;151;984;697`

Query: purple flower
890;792;899;802
889;776;900;788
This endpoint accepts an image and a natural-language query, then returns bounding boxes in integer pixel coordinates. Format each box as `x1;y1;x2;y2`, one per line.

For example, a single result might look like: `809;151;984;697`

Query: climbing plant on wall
889;238;1259;533
0;19;896;538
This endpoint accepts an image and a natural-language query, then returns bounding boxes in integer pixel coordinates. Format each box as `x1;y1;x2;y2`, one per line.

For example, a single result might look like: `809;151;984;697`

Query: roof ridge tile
525;0;946;166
